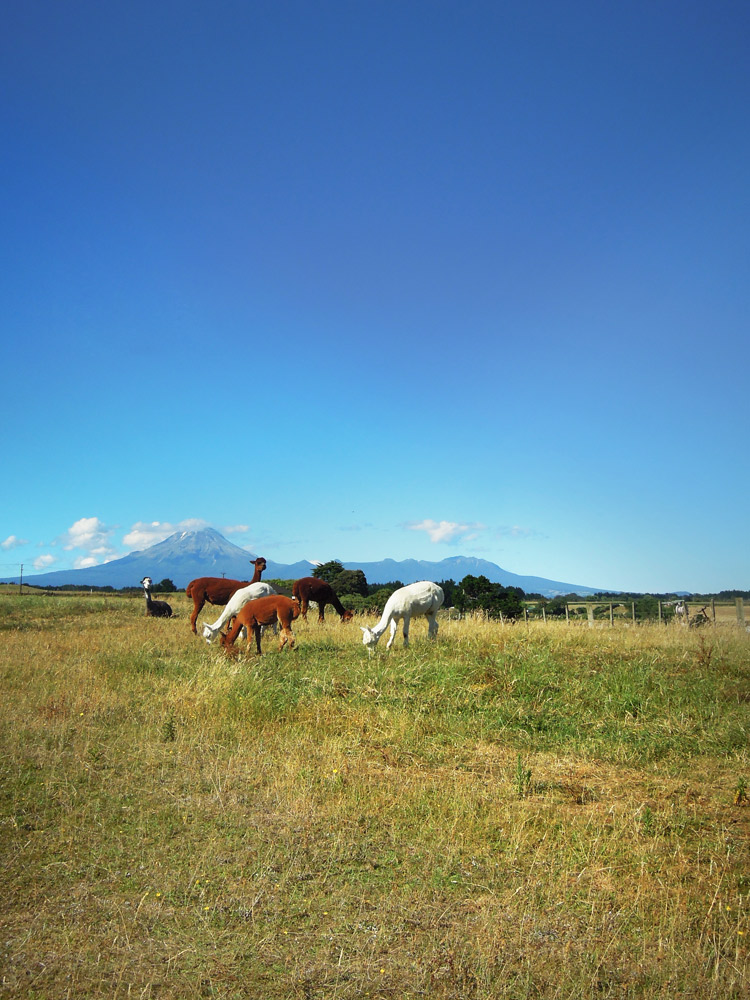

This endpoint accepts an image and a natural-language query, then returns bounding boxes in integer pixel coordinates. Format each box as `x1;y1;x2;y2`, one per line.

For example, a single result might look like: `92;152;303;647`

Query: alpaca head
218;630;236;654
252;557;267;573
341;609;354;623
360;625;378;652
202;622;217;644
141;577;153;590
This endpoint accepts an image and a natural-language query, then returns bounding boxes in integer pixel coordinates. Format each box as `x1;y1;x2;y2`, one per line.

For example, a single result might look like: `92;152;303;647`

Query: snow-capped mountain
3;528;601;596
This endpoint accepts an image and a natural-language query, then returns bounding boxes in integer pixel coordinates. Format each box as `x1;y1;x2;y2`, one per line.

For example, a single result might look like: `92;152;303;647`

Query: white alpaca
360;581;444;652
201;581;276;643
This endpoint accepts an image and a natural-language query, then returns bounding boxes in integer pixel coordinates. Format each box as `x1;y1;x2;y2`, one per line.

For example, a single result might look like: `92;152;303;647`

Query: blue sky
2;1;748;594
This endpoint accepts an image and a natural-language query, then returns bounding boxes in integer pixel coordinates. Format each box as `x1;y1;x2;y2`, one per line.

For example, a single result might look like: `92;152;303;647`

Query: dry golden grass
1;592;748;998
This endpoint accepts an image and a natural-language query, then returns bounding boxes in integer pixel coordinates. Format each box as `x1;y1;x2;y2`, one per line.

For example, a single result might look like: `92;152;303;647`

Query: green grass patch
1;593;748;997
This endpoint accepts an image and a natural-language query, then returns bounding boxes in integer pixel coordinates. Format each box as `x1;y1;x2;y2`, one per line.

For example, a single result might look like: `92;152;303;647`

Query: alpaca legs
278;624;295;651
190;598;205;634
387;617;404;649
221;615;247;651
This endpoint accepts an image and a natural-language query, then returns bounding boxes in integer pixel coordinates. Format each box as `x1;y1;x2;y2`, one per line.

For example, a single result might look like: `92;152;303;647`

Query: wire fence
446;599;747;628
551;599;746;627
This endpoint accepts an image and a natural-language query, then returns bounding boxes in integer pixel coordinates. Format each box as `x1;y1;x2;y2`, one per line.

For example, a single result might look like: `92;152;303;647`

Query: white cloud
123;521;174;550
408;519;486;544
224;524;249;535
53;516;129;569
1;534;29;550
123;518;209;550
62;518;119;565
33;554;57;570
64;517;114;551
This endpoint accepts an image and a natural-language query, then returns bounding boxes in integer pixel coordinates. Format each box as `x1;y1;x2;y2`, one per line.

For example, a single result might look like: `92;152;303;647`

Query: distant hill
3;528;601;597
348;556;600;596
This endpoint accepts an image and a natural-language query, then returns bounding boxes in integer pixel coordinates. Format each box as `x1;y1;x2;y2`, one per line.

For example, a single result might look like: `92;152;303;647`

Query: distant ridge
347;555;600;597
2;528;601;597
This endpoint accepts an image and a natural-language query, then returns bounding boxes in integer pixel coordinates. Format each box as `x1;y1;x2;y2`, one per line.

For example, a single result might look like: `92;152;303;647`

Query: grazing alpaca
292;577;354;624
140;577;173;618
360;581;444;652
220;595;301;655
201;580;276;643
186;557;267;633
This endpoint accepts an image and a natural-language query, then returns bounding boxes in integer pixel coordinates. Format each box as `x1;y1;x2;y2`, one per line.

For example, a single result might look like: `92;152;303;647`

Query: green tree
333;569;369;598
367;581;403;596
338;593;371;613
437;579;457;608
313;561;345;585
368;588;397;613
312;561;368;597
454;575;525;619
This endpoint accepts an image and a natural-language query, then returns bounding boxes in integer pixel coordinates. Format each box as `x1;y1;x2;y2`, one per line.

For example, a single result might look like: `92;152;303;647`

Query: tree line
310;564;750;621
312;561;527;619
22;569;749;620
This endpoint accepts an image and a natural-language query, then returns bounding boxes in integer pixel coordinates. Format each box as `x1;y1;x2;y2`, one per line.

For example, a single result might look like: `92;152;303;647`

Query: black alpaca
140;577;173;618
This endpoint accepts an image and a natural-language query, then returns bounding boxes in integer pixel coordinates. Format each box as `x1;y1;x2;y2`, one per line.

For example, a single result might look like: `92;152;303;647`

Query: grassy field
1;592;748;999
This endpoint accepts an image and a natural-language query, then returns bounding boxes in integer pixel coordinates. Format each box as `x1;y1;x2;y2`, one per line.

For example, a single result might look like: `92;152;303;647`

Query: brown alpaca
220;595;301;654
186;557;267;633
292;577;354;623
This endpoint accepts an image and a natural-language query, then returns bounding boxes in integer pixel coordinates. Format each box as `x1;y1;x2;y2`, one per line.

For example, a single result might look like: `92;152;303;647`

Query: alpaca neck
330;592;347;616
370;608;393;638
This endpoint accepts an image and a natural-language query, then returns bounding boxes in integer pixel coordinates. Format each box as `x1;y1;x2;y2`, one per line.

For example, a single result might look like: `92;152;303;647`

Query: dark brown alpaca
292;577;354;623
186;557;267;633
140;577;173;618
219;594;301;654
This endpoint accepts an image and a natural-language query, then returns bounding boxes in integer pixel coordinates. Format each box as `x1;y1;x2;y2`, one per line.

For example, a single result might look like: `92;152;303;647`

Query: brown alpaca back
292;577;352;622
186;577;247;632
187;577;246;604
236;594;300;628
221;595;300;653
185;559;267;634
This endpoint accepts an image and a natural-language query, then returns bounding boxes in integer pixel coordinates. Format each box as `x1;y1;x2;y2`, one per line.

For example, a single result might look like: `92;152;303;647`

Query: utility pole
19;564;23;595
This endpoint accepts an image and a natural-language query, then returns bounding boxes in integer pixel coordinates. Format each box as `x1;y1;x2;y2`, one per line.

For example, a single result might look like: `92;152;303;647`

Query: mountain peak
4;528;601;596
